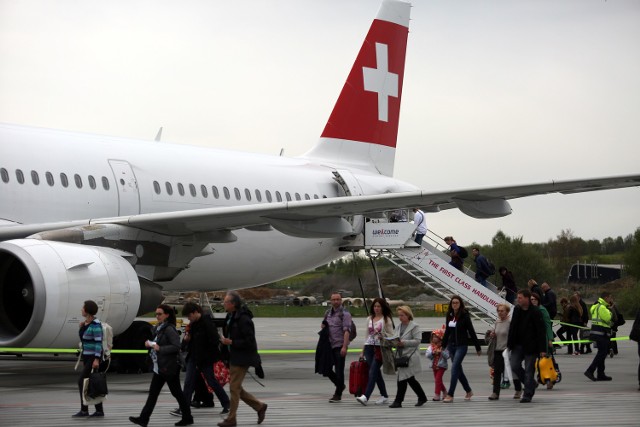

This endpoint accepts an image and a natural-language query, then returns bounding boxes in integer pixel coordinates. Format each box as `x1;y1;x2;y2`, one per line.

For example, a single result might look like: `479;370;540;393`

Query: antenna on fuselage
154;127;163;142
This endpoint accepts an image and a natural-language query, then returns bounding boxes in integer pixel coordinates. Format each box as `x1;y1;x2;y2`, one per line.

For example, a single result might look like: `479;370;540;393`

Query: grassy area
244;303;443;318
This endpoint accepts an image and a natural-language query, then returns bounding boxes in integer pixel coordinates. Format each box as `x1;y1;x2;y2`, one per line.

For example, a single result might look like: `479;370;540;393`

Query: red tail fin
304;0;410;176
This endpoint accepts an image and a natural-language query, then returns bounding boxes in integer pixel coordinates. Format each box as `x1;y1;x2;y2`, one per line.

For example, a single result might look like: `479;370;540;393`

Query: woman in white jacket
389;306;427;408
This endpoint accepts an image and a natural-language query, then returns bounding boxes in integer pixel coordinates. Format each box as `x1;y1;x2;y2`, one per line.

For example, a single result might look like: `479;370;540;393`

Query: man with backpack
322;292;354;402
472;247;494;288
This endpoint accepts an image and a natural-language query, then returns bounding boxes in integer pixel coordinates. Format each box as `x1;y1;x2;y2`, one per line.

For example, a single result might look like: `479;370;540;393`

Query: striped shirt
80;319;103;358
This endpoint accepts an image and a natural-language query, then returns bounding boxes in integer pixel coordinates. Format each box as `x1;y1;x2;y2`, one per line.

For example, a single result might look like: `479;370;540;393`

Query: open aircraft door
332;170;365;234
109;160;140;216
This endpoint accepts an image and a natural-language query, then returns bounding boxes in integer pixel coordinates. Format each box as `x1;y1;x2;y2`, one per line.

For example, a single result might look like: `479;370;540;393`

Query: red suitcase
349;359;369;396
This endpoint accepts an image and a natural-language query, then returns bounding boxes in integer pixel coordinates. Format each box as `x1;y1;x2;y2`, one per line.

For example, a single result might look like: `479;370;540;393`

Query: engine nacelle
0;239;160;349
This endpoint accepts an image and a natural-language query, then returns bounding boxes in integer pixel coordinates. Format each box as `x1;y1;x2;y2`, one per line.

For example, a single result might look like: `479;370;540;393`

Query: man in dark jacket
218;291;267;427
541;282;558;319
172;302;230;418
472;247;491;287
507;289;547;403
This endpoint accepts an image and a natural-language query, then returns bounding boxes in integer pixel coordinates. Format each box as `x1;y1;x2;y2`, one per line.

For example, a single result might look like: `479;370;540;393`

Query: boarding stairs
343;221;511;326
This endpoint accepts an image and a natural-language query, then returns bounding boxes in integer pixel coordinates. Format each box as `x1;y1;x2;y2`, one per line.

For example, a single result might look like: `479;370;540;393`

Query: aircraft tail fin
303;0;410;176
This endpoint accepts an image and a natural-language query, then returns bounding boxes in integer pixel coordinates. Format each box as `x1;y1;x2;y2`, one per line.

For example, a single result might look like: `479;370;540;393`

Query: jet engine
0;239;163;349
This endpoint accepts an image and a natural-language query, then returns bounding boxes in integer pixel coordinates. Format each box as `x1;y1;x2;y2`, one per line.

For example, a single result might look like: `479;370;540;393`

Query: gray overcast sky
1;0;639;245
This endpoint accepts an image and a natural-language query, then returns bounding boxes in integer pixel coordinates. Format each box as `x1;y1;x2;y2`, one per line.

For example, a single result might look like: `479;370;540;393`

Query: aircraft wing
1;174;638;240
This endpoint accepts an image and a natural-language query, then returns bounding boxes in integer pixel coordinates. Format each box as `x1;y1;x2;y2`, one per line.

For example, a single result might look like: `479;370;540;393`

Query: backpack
457;246;469;259
101;321;114;361
486;259;496;276
324;308;357;342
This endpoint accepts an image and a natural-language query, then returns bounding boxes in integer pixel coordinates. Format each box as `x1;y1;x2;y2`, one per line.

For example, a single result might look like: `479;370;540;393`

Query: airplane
0;0;638;351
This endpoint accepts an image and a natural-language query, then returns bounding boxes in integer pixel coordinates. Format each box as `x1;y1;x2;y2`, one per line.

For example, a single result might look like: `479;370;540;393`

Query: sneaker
488;393;499;400
374;396;389;405
72;411;89;418
513;391;522;399
329;394;341;403
356;395;368;406
129;416;148;427
170;408;182;417
175;418;194;427
89;411;105;417
573;352;580;356
500;380;510;389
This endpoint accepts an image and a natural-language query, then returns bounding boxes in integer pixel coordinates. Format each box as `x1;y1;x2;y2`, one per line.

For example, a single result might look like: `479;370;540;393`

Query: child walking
425;328;449;401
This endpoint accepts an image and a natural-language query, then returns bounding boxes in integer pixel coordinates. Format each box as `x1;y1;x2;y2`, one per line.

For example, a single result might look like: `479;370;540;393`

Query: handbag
393;347;416;368
213;360;230;387
579;328;590;340
374;346;383;363
82;369;108;406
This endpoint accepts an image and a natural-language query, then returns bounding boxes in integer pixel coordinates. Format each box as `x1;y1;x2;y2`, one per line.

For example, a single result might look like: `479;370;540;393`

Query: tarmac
1;317;639;426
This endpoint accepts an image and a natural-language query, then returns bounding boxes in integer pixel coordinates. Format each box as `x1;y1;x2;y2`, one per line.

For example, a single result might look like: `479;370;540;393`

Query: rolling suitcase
349;359;369;396
536;355;559;389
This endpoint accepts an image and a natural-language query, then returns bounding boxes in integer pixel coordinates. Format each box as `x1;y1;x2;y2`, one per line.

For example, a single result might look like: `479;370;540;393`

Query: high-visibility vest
590;299;612;329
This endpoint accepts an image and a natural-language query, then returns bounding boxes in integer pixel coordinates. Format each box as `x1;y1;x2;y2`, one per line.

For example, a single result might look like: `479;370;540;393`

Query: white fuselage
0;124;417;291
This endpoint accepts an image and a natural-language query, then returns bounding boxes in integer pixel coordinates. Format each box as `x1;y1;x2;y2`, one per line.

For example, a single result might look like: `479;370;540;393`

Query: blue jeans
183;358;230;409
447;344;471;397
509;345;537;399
362;345;387;399
414;234;425;245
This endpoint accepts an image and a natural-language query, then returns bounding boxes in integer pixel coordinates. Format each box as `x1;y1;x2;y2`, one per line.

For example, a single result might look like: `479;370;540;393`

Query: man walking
541;282;558;319
472;248;492;288
218;291;267;427
507;289;547;403
412;208;426;245
584;292;615;382
323;292;352;402
172;302;230;418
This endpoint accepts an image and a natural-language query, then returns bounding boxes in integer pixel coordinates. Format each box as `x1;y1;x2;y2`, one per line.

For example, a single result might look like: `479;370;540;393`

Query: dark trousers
77;358;104;413
637;342;640;386
394;376;426;404
587;334;610;377
183;358;230;409
363;345;387;399
140;372;191;423
492;350;505;395
510;345;537;399
326;347;346;395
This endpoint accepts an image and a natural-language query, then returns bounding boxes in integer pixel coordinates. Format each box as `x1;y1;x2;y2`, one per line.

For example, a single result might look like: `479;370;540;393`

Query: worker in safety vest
584;292;615;382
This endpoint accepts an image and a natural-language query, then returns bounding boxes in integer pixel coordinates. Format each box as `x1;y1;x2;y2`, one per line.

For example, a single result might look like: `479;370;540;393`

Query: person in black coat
441;295;482;403
575;292;592;354
218;291;267;427
171;302;230;419
507;289;547;403
129;305;193;427
498;267;517;304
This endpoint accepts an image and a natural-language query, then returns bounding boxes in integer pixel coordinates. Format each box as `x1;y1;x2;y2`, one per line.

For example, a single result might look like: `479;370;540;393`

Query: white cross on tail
362;42;398;122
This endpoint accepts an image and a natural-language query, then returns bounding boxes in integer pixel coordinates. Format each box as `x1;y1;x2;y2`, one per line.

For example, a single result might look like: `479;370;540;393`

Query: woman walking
488;304;511;400
389;306;427;408
356;298;394;406
129;305;193;427
73;300;106;418
442;295;481;403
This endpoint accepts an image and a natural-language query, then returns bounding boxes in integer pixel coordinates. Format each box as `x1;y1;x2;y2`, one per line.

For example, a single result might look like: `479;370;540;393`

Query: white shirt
413;210;426;234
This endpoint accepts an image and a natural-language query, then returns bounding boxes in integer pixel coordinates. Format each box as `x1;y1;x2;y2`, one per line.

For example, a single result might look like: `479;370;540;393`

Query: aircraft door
332;170;365;234
108;160;140;215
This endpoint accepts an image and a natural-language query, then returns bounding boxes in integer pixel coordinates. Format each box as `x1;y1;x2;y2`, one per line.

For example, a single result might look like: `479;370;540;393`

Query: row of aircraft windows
152;180;323;202
0;167;111;190
0;166;326;203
